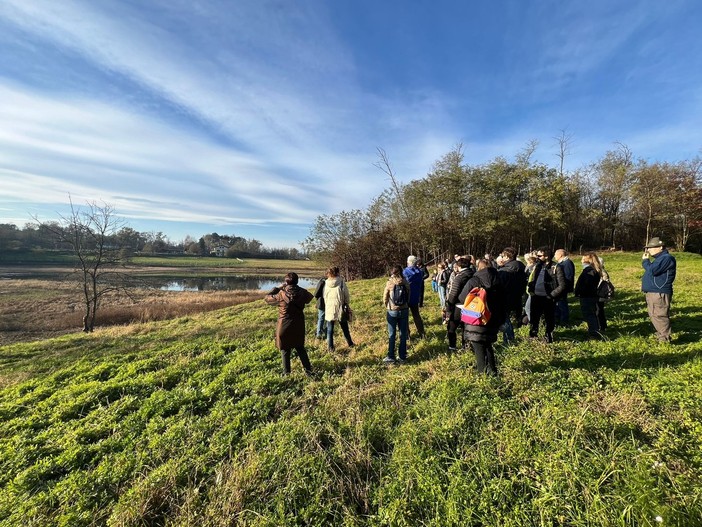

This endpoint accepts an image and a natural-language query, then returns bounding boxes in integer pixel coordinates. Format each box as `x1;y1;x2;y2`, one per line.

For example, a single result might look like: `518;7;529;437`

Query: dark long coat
265;284;314;350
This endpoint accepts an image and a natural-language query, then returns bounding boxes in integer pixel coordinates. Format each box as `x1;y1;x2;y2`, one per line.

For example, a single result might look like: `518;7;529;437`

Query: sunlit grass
0;252;700;526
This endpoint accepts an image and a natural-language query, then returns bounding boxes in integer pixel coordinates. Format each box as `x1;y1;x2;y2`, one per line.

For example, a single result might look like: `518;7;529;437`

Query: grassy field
0;253;700;526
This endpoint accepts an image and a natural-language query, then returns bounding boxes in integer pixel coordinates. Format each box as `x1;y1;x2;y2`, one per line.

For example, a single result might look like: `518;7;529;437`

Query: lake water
152;276;318;292
0;271;318;293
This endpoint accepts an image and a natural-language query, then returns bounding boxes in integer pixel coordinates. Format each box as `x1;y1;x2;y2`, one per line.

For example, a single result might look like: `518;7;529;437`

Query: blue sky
1;1;701;248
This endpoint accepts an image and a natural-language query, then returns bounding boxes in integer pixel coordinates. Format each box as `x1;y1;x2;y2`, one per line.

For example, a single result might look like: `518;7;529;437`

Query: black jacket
458;267;507;343
313;277;325;310
498;259;526;311
527;260;567;300
574;266;600;298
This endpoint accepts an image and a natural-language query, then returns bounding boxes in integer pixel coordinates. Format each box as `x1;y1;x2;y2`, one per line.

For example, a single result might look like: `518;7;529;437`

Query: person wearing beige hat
641;237;676;342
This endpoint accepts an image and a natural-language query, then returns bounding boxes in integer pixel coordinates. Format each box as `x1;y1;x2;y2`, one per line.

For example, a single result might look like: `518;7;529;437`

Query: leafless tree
554;129;574;177
35;199;133;332
374;147;409;220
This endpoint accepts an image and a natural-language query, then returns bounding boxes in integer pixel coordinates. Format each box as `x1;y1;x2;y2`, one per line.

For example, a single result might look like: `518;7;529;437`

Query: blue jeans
431;280;438;292
327;319;353;350
316;308;326;337
387;309;409;360
500;317;515;344
438;285;446;308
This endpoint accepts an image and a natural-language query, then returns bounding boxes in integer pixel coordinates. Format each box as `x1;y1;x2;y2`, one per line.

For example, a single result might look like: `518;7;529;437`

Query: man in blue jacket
641;237;676;342
403;255;426;338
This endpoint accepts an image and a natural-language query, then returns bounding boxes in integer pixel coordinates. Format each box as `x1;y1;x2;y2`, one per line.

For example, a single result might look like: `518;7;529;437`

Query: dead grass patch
0;279;262;346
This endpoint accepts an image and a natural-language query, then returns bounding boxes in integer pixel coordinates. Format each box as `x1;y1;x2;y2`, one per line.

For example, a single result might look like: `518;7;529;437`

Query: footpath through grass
0;253;701;526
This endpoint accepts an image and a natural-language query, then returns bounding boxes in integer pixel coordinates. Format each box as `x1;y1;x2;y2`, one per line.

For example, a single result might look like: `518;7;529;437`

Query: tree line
0;222;304;260
304;142;702;279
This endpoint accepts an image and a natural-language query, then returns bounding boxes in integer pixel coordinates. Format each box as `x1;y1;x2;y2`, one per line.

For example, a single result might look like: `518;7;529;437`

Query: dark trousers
470;341;497;375
597;301;607;331
579;297;601;338
409;304;425;337
529;295;555;338
281;347;312;375
555;296;570;324
327;320;354;350
447;317;463;348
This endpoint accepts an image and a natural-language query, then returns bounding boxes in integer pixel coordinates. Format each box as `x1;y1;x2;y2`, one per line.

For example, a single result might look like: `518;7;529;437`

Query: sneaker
448;346;458;351
396;358;406;364
545;333;554;344
382;356;396;363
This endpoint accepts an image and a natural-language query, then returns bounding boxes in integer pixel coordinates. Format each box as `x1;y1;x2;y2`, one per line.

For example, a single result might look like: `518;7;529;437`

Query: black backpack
597;279;615;302
391;283;408;306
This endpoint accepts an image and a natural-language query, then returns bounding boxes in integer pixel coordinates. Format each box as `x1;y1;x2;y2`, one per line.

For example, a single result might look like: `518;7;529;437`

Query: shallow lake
0;272;318;292
151;276;318;292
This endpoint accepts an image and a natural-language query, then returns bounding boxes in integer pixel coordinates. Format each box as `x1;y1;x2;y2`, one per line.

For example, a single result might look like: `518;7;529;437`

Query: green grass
1;252;700;526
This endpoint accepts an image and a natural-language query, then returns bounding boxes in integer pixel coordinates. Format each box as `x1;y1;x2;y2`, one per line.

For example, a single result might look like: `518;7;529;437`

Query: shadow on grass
563;289;702;345
524;347;702;374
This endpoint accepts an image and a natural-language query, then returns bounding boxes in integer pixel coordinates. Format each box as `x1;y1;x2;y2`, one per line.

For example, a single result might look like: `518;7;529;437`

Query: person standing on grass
574;252;604;340
264;272;314;376
554;249;575;325
437;261;450;311
382;265;411;364
323;266;355;351
597;256;611;332
641;237;676;342
403;255;426;338
527;247;566;343
459;258;506;375
313;276;327;339
445;257;474;351
497;247;526;344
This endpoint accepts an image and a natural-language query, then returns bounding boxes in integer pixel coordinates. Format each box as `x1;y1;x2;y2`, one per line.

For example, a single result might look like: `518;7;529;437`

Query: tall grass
0;252;700;526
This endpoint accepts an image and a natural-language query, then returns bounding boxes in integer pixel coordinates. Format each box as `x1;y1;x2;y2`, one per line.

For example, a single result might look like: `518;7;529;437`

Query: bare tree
554;129;574;177
374;147;409;220
35;199;132;332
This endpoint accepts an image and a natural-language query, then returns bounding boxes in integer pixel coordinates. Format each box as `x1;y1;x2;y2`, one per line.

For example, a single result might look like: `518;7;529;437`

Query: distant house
212;245;228;257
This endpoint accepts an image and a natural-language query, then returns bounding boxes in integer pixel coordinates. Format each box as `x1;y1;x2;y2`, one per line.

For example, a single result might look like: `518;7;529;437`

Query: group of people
264;237;677;376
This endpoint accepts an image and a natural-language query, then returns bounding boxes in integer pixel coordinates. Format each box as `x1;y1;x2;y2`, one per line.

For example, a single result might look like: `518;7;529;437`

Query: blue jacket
641;250;676;294
403;265;424;306
557;258;575;293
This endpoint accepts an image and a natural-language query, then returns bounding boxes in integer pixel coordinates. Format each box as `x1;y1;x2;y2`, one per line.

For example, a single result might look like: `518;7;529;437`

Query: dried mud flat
0;278;262;346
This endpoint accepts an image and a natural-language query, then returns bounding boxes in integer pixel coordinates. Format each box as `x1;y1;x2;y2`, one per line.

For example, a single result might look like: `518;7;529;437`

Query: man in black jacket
497;247;526;343
527;247;566;343
445;257;474;351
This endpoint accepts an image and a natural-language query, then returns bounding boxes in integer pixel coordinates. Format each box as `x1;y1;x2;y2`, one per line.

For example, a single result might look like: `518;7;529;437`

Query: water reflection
152;276;318;292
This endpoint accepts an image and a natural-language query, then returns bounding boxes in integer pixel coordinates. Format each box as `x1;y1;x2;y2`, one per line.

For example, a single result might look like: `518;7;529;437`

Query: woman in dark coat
574;252;604;340
458;259;507;375
264;272;314;375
